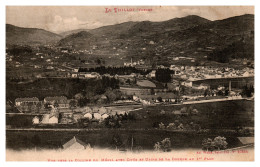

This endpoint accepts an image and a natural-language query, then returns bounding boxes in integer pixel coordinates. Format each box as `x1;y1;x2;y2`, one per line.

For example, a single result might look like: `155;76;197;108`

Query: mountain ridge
6;24;62;46
6;14;254;63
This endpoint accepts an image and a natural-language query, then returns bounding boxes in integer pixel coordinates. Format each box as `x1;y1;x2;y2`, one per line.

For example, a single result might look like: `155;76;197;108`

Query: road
6;127;246;135
165;97;251;106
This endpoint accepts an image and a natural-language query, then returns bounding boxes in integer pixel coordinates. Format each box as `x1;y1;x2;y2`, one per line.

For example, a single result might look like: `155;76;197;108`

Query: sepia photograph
5;6;254;161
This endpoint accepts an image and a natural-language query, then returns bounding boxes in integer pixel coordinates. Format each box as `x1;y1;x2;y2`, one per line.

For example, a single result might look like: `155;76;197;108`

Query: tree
53;101;59;108
213;136;228;150
204;89;209;97
78;97;87;107
31;134;41;147
241;85;254;97
155;69;173;83
152;122;160;128
164;83;168;89
8;45;33;56
217;90;224;96
133;77;137;84
122;112;128;121
157;97;162;102
161;138;171;152
202;138;214;151
167;123;176;129
44;102;51;109
202;136;228;151
154;142;161;151
159;122;165;129
126;79;131;85
36;102;42;113
151;88;155;95
180;86;186;95
105;89;117;103
74;93;84;100
225;89;229;96
111;134;122;150
154;138;171;152
69;99;77;111
96;58;101;65
64;82;73;97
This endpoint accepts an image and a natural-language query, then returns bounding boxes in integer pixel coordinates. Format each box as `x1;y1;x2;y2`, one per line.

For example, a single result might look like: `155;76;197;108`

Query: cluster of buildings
15;96;69;109
70;71;101;79
14;96;128;125
133;92;179;105
33;112;59;124
65;64;254;82
168;65;254;81
123;58;145;67
172;56;195;62
31;105;127;125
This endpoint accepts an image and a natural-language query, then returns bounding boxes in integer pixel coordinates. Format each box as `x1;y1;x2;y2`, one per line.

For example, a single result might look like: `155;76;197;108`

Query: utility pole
131;135;133;151
229;80;231;95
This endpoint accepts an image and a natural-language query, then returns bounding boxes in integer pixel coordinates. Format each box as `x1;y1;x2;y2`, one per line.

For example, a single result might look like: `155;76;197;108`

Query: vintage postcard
5;6;254;161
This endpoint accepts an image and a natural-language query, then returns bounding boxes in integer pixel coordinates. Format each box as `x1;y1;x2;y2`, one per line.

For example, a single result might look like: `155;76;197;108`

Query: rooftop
63;136;87;149
136;80;156;88
237;137;254;145
44;96;68;102
15;97;39;102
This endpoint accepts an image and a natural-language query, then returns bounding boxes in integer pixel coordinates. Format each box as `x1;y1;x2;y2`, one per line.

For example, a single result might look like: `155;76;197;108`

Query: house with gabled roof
15;97;39;106
101;113;109;120
83;113;92;119
93;113;101;120
49;115;58;124
63;136;91;150
32;116;40;124
44;96;69;108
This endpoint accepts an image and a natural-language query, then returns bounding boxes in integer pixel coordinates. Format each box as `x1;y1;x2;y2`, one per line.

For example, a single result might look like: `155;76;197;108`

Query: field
6;100;254;150
6;129;244;151
6;100;254;129
122;100;254;129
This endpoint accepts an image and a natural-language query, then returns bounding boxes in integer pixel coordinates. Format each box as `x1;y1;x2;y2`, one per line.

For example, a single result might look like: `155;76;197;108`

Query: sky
6;6;254;33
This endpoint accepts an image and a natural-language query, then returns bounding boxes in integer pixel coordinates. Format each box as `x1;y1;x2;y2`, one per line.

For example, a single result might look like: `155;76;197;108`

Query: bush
159;122;165;129
213;136;228;150
154;138;171;152
202;136;228;151
167;123;176;129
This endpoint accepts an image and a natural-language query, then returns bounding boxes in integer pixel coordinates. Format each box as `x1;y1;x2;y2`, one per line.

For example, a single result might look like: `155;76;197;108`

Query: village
6;41;255;141
5;47;255;152
8;71;254;128
6;44;254;81
6;44;255;123
13;96;130;125
5;6;255;154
